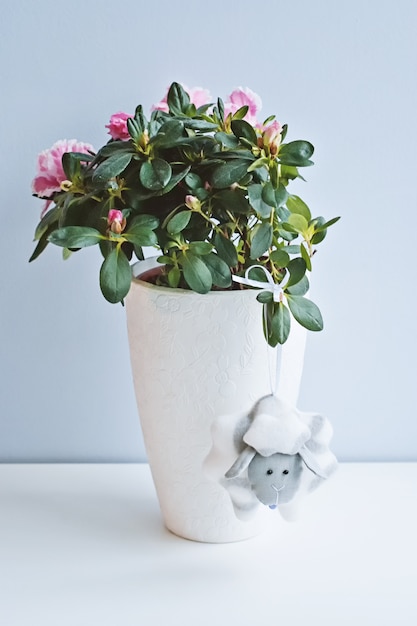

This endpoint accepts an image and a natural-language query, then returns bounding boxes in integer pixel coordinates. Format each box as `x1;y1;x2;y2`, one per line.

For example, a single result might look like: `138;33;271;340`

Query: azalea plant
30;82;339;346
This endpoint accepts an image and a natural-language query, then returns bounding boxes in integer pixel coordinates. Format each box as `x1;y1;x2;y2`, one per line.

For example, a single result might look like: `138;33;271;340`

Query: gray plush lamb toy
204;394;337;521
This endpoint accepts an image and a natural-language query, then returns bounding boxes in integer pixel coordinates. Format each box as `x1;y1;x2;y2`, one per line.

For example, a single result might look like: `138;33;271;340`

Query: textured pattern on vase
126;273;306;542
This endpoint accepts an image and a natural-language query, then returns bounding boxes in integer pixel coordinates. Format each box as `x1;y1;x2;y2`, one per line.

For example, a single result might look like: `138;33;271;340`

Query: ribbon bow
232;265;288;302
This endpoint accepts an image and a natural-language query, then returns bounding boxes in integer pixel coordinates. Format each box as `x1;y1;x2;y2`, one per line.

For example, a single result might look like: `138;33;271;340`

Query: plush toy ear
298;446;331;478
225;446;257;479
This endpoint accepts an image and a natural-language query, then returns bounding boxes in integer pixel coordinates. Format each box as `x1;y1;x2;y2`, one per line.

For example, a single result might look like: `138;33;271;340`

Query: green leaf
278;141;314;166
185;172;203;190
300;242;312;271
276;205;290;222
48;226;103;249
250;222;273;259
270;248;290;267
34;206;60;241
92;152;133;183
269;160;279;188
231;119;258;145
140;158;172;191
214;232;238;267
275;184;289;208
181;253;212;293
286;257;307;288
195;187;210;201
279;226;298;240
167;266;181;288
66;151;94;163
99;246;132;304
94;141;134;159
188;241;213;255
151;120;184;148
248;184;272;218
211;149;254;161
284;244;301;255
216;189;251;214
248;266;269;282
157;255;172;264
29;228;53;262
182;118;218;132
127;118;141;141
210;159;249;188
286;195;312;220
286;295;323;331
62;152;80;180
154;166;191;196
313;216;341;232
247;157;269;172
261;182;277;208
256;291;273;304
61;151;93;181
285;213;309;234
279;163;302;181
217;97;225;121
271;302;291;344
203;253;232;288
123;226;158;247
232;105;249;120
214;132;239;148
134;104;146;132
167;210;192;235
129;214;159;230
286;275;309;296
167;82;190;115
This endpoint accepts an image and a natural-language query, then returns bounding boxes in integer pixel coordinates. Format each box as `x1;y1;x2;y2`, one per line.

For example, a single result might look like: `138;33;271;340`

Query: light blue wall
1;0;416;462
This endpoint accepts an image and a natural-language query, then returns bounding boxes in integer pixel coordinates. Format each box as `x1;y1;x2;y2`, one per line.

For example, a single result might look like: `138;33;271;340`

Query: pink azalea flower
187;86;211;108
224;87;262;125
152;84;211;112
105;112;132;141
32;139;94;200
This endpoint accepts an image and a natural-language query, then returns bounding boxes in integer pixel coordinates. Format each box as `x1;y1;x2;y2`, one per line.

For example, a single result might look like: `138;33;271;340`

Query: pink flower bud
185;195;200;210
262;121;283;155
107;209;123;224
107;209;126;234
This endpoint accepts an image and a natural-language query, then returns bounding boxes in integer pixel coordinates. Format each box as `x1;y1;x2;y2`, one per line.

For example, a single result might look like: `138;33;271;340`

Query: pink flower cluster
32;139;94;199
104;85;264;144
152;84;262;125
32;86;277;219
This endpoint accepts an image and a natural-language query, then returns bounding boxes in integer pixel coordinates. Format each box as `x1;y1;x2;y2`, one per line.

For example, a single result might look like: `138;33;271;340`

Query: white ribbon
232;265;288;303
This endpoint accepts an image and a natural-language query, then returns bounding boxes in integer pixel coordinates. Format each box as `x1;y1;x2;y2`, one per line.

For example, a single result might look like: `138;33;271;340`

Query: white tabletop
0;463;416;625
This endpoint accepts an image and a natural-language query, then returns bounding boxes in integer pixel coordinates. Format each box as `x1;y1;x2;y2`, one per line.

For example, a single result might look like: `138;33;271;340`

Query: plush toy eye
282;469;289;475
266;469;274;475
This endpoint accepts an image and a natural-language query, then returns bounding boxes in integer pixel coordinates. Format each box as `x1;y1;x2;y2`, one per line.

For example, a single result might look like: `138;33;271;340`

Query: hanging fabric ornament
203;268;338;521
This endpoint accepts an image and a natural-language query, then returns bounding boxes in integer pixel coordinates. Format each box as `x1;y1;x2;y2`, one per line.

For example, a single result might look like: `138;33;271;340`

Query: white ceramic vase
125;258;307;542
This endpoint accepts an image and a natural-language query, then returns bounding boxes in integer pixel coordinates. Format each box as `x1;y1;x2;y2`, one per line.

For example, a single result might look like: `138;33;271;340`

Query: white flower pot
125;258;307;542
